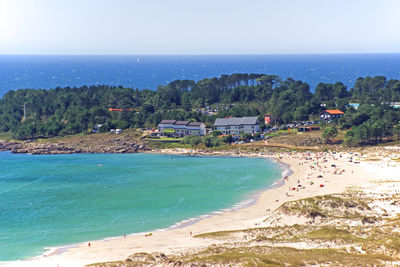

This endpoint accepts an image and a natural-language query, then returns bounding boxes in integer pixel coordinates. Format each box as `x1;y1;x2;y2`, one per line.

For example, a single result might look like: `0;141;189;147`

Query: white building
158;120;206;136
213;117;260;135
320;110;344;120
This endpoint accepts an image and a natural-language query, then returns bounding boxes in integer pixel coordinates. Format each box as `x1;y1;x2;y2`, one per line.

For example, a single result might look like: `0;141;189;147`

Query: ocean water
0;152;281;261
0;54;399;96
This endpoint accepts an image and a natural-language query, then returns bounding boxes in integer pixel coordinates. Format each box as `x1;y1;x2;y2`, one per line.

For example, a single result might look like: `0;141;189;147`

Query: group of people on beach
281;151;349;197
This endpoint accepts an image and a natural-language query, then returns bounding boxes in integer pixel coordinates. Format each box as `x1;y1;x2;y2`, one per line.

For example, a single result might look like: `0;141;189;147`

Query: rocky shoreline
0;139;149;154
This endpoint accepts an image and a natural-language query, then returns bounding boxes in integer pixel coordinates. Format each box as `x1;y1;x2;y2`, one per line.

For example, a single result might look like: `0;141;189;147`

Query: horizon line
0;52;400;56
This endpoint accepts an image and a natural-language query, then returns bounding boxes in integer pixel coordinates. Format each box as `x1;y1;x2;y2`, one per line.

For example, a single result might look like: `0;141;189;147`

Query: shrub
212;130;222;137
223;134;233;144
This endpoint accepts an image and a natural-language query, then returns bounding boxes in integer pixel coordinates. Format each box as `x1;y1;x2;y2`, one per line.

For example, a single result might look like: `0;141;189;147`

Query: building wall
158;123;176;133
215;124;259;135
159;123;205;136
320;113;343;120
199;124;206;135
243;124;259;133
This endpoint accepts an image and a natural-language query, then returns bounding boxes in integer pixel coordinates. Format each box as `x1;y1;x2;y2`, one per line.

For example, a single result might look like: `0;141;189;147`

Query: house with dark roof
158;120;206;136
213;117;260;135
320;110;344;120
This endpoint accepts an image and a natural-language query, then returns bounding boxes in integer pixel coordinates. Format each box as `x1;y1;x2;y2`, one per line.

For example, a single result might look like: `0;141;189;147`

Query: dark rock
0;138;148;155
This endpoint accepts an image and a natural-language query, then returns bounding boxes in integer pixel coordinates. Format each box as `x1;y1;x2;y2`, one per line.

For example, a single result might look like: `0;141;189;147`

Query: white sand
4;150;400;267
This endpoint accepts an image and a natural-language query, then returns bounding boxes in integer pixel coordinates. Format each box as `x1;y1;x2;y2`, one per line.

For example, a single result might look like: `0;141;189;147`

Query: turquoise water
0;152;281;261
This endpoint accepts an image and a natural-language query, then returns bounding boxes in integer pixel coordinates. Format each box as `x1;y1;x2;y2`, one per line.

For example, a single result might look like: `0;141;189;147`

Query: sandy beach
4;149;400;267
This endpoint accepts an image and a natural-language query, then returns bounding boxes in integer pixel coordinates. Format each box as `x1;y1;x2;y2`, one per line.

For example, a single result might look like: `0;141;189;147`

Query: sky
0;0;399;55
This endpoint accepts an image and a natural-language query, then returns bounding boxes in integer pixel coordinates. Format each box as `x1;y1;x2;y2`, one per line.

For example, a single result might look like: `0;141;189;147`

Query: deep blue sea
0;152;281;261
0;54;399;96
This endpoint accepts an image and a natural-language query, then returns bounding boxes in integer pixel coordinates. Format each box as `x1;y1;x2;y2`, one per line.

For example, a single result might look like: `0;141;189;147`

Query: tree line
0;73;399;145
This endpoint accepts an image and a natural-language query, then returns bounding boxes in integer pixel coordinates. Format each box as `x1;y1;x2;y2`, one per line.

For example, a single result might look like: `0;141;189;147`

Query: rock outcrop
0;138;149;155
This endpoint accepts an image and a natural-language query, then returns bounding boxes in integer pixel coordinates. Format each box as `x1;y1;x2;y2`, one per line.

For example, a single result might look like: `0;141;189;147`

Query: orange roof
323;109;344;115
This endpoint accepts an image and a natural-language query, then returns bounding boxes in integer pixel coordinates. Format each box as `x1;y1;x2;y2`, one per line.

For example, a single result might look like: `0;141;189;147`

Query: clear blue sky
0;0;399;55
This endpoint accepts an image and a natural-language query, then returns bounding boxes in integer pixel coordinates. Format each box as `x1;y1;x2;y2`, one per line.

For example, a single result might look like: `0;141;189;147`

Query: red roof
323;109;344;115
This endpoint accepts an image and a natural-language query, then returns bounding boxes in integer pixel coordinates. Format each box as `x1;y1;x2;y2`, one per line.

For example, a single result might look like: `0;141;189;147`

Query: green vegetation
322;125;338;144
188;194;400;266
343;104;399;146
180;135;231;148
1;74;400;146
183;246;391;267
90;192;400;267
211;130;222;137
305;227;363;242
91;247;392;267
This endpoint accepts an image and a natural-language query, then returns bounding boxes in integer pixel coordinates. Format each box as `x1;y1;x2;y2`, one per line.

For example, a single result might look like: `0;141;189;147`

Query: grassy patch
0;132;13;140
277;194;372;220
305;227;364;242
194;230;238;239
182;246;392;267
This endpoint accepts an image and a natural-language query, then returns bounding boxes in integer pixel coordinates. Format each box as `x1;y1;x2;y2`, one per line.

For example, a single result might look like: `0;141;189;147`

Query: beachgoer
88;242;91;247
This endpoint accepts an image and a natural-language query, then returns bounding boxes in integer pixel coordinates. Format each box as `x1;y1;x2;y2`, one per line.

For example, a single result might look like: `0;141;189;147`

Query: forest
0;73;399;146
